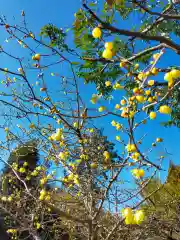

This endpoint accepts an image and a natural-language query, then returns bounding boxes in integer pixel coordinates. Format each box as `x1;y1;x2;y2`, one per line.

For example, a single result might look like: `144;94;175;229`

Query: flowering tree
0;0;179;239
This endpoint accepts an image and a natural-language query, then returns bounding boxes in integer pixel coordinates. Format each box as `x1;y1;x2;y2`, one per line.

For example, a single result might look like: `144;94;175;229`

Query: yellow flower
92;27;102;38
18;68;23;74
156;137;163;143
4;127;9;132
7;229;17;234
45;195;51;201
59;152;68;160
29;32;35;38
73;122;78;128
36;223;41;230
19;167;26;173
164;72;173;82
102;49;113;59
8;196;13;202
148;80;155;86
111;120;116;126
116;136;121;141
40;178;47;185
98;106;106;112
57;119;62;124
131;169;144;179
123;207;133;218
1;196;7;202
151;67;158;75
171;69;180;79
153;53;160;60
126;144;136;152
133;87;140;94
134;63;139;70
32;54;41;61
105;42;113;50
122;208;134;225
31;170;39;176
121;99;126;105
74;176;79;185
51;128;63;141
29;123;35;129
115;104;120;109
136;95;145;103
103;151;110;160
116;123;122;130
134;210;145;224
90;162;98;169
39;189;46;200
145;90;151;96
138;72;145;81
148;97;153;103
149;111;156;120
105;81;111;87
89;128;94;133
168;79;174;88
119;61;126;68
145;71;151;77
131;152;140;161
113;82;123;90
125;215;134;225
159;105;172;114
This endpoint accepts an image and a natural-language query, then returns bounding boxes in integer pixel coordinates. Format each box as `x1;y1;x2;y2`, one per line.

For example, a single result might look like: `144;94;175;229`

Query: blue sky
0;0;179;184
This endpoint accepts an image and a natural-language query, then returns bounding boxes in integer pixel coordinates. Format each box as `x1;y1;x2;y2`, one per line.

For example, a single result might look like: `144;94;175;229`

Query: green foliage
40;24;69;51
141;163;180;220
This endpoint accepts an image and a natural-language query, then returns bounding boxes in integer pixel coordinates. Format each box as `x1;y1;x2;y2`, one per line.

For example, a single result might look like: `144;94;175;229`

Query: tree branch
83;3;180;54
134;0;180;20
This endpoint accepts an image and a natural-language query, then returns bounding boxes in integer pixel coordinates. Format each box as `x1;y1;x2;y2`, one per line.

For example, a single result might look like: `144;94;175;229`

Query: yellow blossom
105;81;111;87
148;80;155;86
98;106;106;112
102;49;113;59
131;169;144;179
149;111;156;120
159;105;172;114
126;144;136;152
92;27;102;38
105;42;113;50
113;82;123;90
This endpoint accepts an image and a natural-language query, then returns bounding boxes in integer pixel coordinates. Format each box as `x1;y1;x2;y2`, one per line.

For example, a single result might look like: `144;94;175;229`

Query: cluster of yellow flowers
126;144;137;153
59;151;70;161
131;168;145;179
102;42;114;59
31;166;44;177
63;173;79;185
39;189;51;201
103;151;111;160
122;208;145;225
50;128;64;141
164;69;180;88
159;105;172;114
113;82;123;90
7;229;17;234
131;152;140;162
1;195;13;202
111;120;123;130
40;173;53;185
